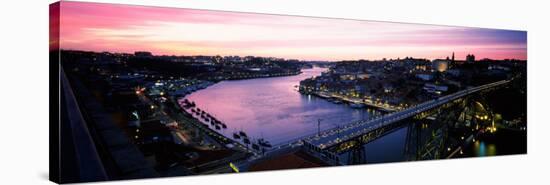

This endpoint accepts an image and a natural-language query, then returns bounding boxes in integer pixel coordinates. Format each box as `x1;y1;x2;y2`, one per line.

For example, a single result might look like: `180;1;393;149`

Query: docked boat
258;138;272;148
243;138;250;144
350;103;365;108
233;133;241;139
252;143;260;150
221;123;227;129
239;131;248;138
215;125;221;130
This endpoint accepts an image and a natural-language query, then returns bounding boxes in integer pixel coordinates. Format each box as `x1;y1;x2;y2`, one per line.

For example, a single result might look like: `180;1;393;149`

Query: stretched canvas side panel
49;2;60;183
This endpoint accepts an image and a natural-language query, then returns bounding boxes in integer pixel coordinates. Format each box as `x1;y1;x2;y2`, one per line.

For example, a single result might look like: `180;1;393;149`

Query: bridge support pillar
347;141;366;165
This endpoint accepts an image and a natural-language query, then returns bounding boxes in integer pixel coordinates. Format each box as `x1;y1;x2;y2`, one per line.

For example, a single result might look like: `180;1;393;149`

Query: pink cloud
57;1;527;61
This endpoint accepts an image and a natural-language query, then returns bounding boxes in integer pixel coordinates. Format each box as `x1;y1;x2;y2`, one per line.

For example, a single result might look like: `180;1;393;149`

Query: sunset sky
56;1;527;61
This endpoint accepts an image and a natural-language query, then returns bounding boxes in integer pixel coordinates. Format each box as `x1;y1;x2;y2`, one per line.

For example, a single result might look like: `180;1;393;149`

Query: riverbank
209;70;302;82
299;90;399;112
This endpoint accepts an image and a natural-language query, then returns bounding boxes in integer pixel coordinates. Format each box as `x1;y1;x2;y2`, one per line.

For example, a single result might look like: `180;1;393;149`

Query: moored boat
258;138;272;148
233;132;241;139
252;143;260;150
350;103;365;108
243;138;250;144
239;131;248;138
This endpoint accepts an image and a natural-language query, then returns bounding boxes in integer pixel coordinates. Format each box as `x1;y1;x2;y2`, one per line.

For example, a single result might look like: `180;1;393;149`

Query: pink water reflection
184;67;379;145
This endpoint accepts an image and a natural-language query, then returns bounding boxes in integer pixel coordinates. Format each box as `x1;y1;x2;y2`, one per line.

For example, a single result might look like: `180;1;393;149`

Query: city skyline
55;1;527;61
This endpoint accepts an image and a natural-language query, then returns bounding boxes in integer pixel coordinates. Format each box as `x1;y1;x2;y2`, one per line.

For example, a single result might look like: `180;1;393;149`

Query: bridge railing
59;68;108;182
302;141;342;166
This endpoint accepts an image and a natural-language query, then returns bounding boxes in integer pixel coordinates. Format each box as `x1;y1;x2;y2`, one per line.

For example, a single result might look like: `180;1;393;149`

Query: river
183;67;411;163
184;67;385;145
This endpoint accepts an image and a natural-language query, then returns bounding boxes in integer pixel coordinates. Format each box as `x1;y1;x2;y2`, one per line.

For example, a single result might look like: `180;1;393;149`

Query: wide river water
185;67;410;163
185;67;382;143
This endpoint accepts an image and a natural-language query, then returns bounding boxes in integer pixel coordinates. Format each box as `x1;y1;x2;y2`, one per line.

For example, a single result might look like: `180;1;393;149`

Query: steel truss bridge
296;80;510;165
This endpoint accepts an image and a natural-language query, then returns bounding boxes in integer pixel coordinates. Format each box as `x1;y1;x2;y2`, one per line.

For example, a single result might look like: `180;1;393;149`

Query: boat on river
252;143;260;150
239;131;248;138
258;138;272;148
350;103;365;108
243;138;250;144
233;132;241;139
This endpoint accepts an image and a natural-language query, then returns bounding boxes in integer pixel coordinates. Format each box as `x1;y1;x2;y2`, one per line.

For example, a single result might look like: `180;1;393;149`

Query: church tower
452;52;455;61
